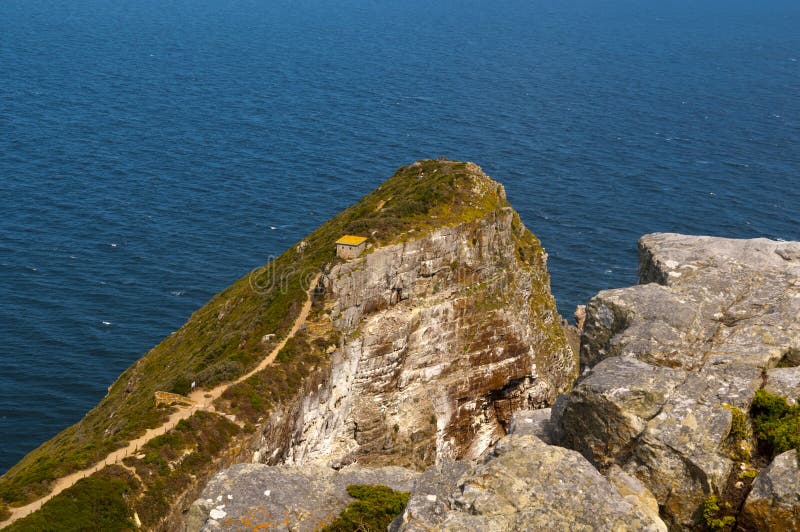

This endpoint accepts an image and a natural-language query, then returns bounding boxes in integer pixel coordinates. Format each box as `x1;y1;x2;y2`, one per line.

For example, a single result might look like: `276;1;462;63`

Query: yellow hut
335;235;367;259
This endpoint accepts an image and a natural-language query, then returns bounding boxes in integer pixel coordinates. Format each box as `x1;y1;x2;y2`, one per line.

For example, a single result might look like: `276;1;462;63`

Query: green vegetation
695;395;799;531
0;404;170;505
123;411;240;528
170;374;193;396
723;404;748;442
738;469;757;480
0;160;505;507
4;466;139;532
4;411;241;530
321;484;410;532
722;403;751;461
218;330;330;423
702;495;736;530
750;388;800;459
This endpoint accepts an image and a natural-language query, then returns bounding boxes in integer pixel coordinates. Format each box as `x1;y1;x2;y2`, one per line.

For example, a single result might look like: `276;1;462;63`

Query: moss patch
321;484;409;532
722;403;751;462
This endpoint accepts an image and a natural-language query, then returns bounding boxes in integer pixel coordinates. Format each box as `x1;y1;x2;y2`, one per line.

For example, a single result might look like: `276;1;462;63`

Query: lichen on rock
392;434;666;531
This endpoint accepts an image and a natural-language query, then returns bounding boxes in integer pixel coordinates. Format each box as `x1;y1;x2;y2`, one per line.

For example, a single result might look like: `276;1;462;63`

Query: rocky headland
1;160;575;530
2;160;798;531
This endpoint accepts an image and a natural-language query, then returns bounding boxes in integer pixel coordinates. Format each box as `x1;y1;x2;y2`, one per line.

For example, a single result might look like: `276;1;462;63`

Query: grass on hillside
0;160;509;508
217;329;331;423
3;466;139;532
122;410;240;528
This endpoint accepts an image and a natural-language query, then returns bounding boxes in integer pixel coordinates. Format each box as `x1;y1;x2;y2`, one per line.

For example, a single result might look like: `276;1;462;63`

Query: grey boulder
187;462;418;531
740;449;800;531
394;435;665;532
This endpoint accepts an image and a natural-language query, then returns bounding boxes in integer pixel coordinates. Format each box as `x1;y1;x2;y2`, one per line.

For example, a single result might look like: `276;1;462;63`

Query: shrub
170;374;192;396
196;360;242;387
751;389;800;458
321;484;409;532
4;466;137;531
738;469;757;480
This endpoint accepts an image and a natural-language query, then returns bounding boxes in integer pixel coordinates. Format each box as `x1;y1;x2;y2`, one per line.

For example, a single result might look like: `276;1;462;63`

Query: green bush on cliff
4;466;138;532
750;388;800;458
321;484;409;532
170;374;193;396
195;359;242;387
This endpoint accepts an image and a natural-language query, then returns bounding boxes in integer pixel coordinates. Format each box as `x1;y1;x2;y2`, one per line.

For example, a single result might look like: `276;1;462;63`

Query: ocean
1;0;798;472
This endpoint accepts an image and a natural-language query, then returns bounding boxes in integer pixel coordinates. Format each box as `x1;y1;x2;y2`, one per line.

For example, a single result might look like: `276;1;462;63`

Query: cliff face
257;206;575;471
382;233;799;532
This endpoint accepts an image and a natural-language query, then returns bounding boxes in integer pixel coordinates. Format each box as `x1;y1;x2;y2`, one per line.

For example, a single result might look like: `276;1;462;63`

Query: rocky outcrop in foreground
392;434;666;531
188;463;417;531
740;449;800;531
554;233;800;528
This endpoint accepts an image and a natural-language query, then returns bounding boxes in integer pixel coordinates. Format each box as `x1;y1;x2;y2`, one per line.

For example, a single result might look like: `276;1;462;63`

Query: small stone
209;508;227;520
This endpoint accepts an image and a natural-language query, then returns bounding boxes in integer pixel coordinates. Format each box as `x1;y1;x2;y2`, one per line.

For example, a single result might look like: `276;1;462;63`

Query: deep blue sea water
1;0;798;472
